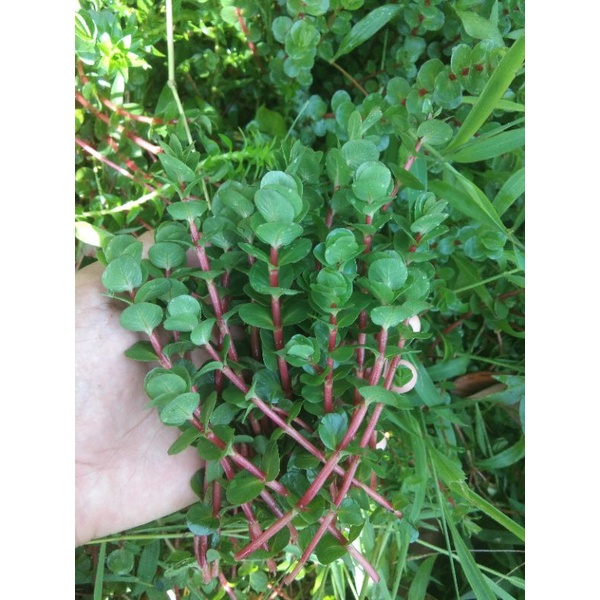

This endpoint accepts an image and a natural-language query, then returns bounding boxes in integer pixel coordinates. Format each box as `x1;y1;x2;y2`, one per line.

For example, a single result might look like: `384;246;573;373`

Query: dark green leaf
186;503;219;536
318;412;348;450
167;427;201;455
226;471;265;505
106;549;134;575
148;242;187;270
238;303;275;330
160;392;200;426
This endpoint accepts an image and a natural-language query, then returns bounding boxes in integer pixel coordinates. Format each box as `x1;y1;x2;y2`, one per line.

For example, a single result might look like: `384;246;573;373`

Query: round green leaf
106;549;135;575
145;371;188;400
120;302;163;335
166;201;208;221
168;294;201;316
368;254;408;290
148;242;186;270
255;188;296;223
318;412;348;451
102;255;143;292
255;222;304;248
352;161;392;201
190;319;217;345
417;119;454;147
341;139;380;170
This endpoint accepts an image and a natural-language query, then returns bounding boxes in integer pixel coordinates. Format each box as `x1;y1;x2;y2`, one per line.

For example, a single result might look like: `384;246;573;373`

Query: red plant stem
259;489;299;544
296;401;370;509
269;246;293;397
193;535;212;583
323;313;338;413
218;572;238;600
368;328;389;387
203;342;400;514
221;458;277;571
234;510;297;560
75;137;136;180
104;136;156;179
234;7;265;72
75;92;162;155
187;218;239;363
148;331;173;369
383;138;423;211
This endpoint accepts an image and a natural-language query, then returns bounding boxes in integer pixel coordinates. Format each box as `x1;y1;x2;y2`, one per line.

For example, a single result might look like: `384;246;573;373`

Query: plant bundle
76;0;525;597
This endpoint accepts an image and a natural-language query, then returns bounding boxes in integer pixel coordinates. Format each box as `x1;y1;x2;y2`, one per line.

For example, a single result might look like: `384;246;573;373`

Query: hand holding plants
75;247;201;547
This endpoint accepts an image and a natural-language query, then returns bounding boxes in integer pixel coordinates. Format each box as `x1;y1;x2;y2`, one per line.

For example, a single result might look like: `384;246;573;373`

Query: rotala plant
100;124;432;586
78;0;525;597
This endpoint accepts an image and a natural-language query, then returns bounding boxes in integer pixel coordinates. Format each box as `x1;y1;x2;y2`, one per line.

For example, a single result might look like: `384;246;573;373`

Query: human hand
75;233;201;546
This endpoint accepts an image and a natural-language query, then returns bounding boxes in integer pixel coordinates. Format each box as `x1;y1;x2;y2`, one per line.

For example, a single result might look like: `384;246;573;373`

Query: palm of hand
75;261;200;545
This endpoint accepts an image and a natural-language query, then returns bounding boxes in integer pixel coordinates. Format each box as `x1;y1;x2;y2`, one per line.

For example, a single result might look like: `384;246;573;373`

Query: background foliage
75;0;525;598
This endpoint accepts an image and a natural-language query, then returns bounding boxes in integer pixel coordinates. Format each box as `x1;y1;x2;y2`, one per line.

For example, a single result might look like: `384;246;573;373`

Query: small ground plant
76;1;525;598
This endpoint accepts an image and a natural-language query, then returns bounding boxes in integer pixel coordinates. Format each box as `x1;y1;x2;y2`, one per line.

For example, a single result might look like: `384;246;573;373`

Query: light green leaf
160;392;200;426
456;9;504;47
75;221;113;247
102;255;142;292
120;302;163;335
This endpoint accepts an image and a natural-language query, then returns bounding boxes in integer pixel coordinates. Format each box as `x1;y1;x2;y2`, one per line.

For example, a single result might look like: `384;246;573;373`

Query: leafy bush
75;0;525;598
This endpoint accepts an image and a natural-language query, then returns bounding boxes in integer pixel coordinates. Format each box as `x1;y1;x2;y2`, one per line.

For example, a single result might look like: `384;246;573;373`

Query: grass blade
450;481;525;542
448;128;524;163
93;542;107;600
445;35;525;152
333;5;401;60
447;518;496;600
407;555;437;600
493;167;525;217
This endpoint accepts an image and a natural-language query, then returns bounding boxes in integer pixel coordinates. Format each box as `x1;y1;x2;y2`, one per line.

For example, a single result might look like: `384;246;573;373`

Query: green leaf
238;303;275;330
167;427;201;455
352;161;392;201
368;254;407;290
417;120;453;147
429;177;507;235
226;471;265;505
120;303;163;335
135;278;172;303
160;392;200;426
408;555;437;600
449;128;524;163
478;437;524;470
190;319;217;346
456;9;504;47
158;153;197;184
279;238;312;266
446;35;525;152
107;549;134;575
163;313;198;332
186;503;219;536
261;440;281;481
255;188;296;223
145;371;188;400
493;167;525;217
102;255;142;292
148;242;187;270
75;221;113;247
334;5;401;59
168;294;201;316
167;201;208;221
255;222;304;248
315;533;347;564
446;517;496;600
341;139;380;170
124;341;158;362
358;385;411;408
318;412;348;450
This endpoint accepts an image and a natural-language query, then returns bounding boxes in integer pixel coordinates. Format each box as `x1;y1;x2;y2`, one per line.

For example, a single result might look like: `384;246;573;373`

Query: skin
75;234;202;546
